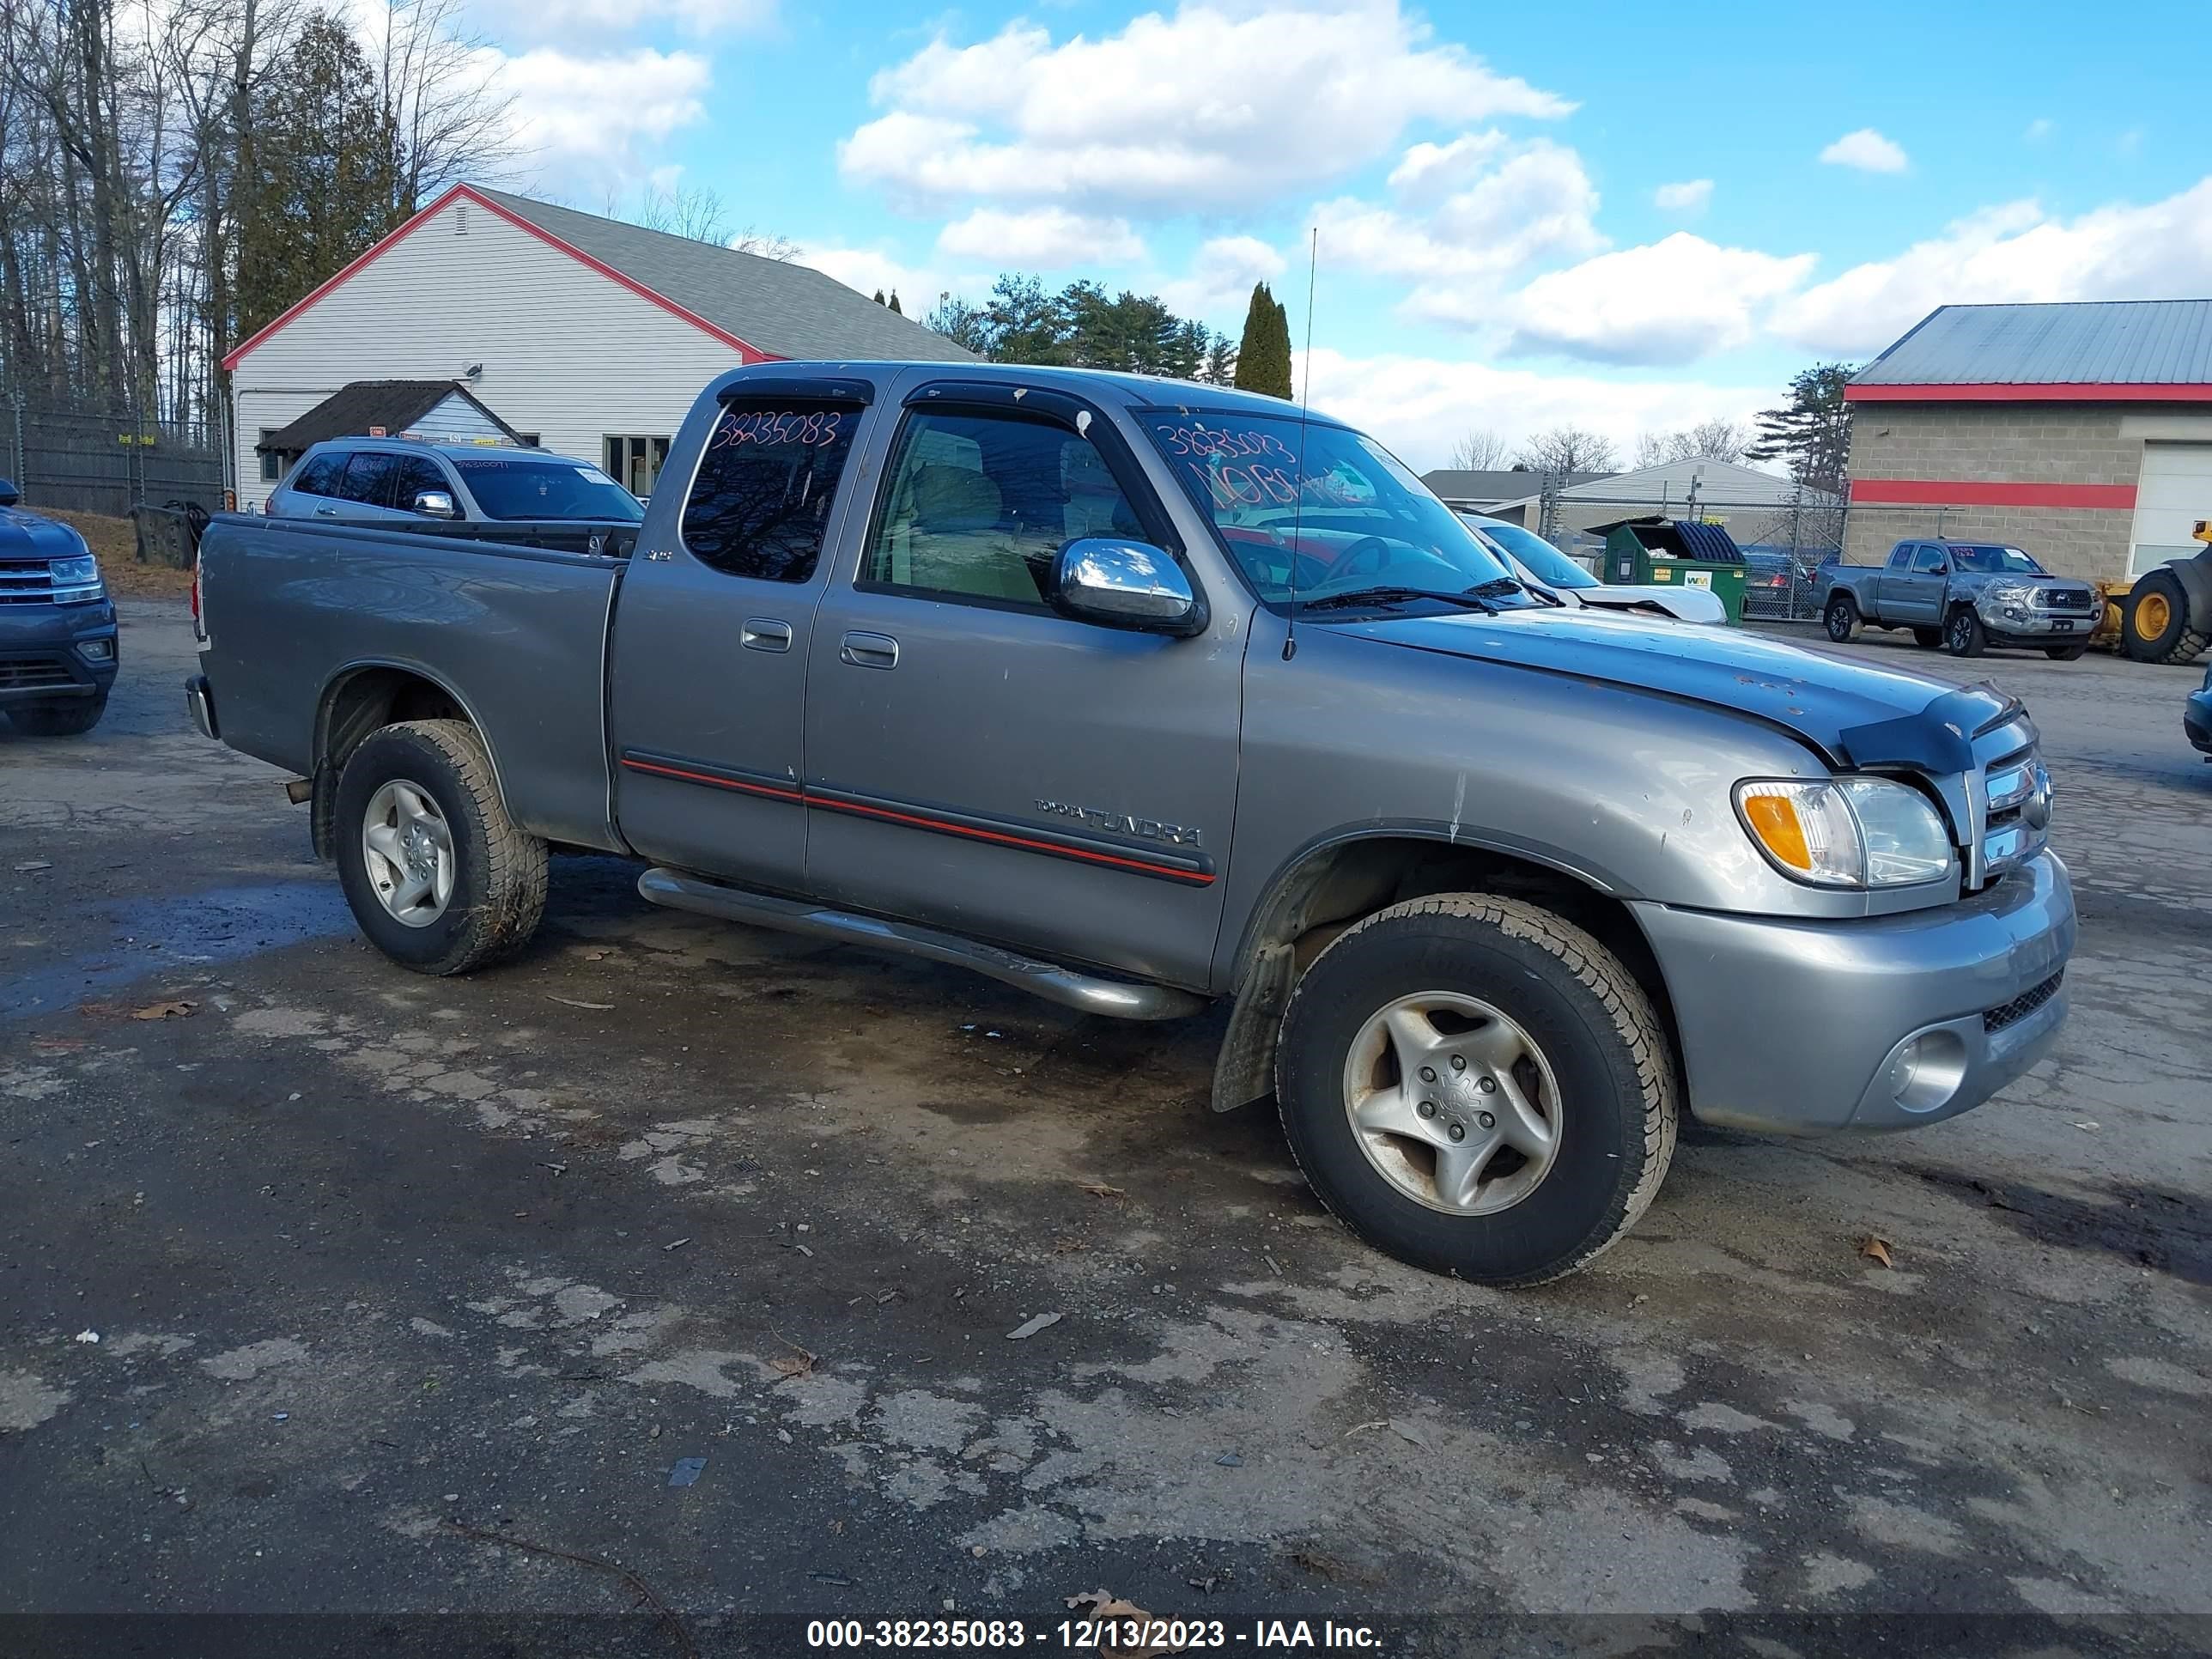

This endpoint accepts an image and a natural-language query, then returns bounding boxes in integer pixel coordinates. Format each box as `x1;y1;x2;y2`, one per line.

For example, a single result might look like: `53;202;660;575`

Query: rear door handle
840;631;899;670
314;505;337;517
742;617;793;653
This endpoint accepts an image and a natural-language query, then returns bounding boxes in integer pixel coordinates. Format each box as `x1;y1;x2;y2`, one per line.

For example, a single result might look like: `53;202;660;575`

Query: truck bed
195;514;635;850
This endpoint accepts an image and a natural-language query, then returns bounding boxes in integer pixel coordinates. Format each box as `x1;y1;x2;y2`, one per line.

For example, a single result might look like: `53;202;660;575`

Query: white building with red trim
222;184;972;510
1844;300;2212;582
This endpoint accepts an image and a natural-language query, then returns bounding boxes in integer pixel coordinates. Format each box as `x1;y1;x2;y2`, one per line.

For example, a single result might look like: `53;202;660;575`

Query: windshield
1461;514;1598;589
1141;414;1531;610
451;456;645;522
1950;544;2043;575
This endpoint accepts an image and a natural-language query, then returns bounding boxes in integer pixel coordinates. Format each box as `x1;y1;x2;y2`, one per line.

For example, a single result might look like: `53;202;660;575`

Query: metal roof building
1844;301;2212;582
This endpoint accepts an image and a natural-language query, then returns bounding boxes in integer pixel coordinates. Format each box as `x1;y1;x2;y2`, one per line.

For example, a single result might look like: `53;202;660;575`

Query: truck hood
0;505;88;558
1343;605;2016;773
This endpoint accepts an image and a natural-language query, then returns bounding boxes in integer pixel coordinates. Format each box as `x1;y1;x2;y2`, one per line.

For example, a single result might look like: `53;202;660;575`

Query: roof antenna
1284;226;1318;663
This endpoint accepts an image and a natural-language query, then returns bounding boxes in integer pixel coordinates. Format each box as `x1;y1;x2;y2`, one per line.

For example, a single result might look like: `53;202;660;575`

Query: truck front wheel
334;719;548;975
1274;894;1677;1286
1823;594;1861;642
1944;608;1986;658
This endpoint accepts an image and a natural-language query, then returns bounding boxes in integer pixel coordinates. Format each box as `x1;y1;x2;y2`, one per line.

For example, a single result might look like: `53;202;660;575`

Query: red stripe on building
222;184;775;371
1849;479;2138;509
1845;382;2212;404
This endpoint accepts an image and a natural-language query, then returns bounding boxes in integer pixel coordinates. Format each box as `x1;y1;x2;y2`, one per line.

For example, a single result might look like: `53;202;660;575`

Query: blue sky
481;0;2212;467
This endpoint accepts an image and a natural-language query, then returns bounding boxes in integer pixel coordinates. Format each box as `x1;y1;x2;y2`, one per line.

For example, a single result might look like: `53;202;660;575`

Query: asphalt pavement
2;602;2208;1656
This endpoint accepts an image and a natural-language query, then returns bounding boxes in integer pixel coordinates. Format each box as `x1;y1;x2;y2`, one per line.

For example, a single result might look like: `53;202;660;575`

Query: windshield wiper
1299;585;1500;614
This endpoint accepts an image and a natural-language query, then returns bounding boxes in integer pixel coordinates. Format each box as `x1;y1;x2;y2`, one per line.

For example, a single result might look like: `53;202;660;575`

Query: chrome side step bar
636;867;1209;1022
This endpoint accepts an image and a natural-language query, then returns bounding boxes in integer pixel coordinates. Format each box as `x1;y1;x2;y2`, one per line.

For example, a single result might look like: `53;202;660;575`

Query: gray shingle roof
1856;301;2212;386
475;187;976;364
260;380;520;451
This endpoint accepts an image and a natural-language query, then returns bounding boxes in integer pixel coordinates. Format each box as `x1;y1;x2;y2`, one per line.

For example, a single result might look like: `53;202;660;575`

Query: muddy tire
1911;627;1942;648
334;719;547;975
1944;607;1986;658
2119;568;2208;665
6;692;107;736
1274;894;1676;1287
1823;593;1861;642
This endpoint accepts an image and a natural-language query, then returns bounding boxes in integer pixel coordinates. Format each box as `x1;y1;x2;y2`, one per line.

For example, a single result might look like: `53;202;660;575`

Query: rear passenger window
336;452;398;507
863;410;1141;607
290;453;343;497
1887;544;1913;569
680;404;860;582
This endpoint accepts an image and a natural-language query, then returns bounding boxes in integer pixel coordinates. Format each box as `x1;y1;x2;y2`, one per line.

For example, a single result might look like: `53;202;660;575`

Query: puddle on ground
2;881;352;1018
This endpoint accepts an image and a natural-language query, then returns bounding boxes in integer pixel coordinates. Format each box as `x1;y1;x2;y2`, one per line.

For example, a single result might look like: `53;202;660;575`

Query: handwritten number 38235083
712;410;844;449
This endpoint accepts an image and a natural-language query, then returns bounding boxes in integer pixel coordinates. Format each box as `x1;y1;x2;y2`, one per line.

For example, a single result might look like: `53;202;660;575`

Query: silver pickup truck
185;362;2075;1285
1820;538;2100;659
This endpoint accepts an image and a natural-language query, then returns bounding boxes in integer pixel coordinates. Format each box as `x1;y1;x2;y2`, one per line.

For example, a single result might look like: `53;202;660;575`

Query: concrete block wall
1844;402;2149;580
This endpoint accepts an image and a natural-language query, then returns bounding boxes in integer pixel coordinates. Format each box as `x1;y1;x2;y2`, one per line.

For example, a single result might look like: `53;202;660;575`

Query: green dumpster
1589;515;1749;624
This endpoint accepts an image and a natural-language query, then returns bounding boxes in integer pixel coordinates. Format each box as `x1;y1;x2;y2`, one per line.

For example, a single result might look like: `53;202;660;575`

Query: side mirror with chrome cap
410;489;459;520
1048;538;1206;636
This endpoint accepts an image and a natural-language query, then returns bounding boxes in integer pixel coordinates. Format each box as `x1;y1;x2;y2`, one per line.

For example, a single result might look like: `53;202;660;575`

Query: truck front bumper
0;599;119;706
1979;605;2096;643
1632;850;2075;1134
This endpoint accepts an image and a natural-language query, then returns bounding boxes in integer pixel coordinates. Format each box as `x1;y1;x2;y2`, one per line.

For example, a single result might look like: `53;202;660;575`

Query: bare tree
358;0;511;218
729;226;797;262
621;184;795;258
1633;417;1751;469
1514;424;1618;476
1447;427;1509;471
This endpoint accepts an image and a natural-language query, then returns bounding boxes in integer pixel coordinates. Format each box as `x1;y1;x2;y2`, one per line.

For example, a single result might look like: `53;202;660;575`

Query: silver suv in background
1459;511;1729;624
268;439;644;526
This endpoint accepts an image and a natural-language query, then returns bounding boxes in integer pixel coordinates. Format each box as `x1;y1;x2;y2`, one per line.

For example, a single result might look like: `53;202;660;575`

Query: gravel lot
3;601;2208;1654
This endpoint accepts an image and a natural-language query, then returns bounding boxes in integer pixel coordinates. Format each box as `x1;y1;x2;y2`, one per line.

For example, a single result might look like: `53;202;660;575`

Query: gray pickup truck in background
186;362;2075;1285
1820;538;2100;659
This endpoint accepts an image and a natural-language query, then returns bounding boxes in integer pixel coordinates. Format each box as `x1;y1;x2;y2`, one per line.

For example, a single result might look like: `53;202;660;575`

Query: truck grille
1984;971;2063;1033
0;557;97;605
2034;586;2095;610
0;659;74;690
1976;739;2048;886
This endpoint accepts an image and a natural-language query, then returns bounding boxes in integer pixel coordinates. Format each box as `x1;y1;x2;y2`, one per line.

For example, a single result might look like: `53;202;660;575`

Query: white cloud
1298;345;1765;472
1654;179;1712;213
799;246;970;313
1771;178;2212;355
1820;128;1908;173
2024;117;2054;143
1319;137;1603;323
490;47;712;195
840;1;1572;211
935;207;1145;267
1158;235;1289;324
1502;234;1814;364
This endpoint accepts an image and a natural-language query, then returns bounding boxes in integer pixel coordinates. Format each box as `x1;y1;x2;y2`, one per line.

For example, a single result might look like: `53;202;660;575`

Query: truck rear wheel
1944;608;1986;658
6;692;107;736
1274;894;1676;1286
2119;568;2208;665
1823;594;1861;642
334;719;547;975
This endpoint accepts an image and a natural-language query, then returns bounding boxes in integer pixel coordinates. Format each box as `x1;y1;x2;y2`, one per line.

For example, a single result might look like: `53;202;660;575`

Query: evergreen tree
872;289;885;305
1746;363;1856;495
887;291;902;314
1233;283;1292;399
235;15;404;340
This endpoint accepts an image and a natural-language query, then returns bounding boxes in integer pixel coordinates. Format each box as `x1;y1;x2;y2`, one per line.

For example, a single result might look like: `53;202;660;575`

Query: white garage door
2130;441;2212;576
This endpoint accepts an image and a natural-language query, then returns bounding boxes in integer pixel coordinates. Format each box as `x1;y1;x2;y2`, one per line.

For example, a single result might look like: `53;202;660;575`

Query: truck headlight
49;554;102;601
1735;777;1954;888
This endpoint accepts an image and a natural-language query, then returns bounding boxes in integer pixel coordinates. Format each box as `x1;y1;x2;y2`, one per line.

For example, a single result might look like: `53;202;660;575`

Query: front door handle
742;617;793;653
841;631;899;670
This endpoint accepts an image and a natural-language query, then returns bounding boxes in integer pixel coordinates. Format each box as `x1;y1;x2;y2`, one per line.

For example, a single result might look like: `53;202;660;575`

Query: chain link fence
3;390;225;520
1532;489;1847;622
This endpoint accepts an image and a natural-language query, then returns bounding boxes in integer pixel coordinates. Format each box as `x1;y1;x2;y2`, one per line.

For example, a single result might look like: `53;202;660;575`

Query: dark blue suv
0;478;118;735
